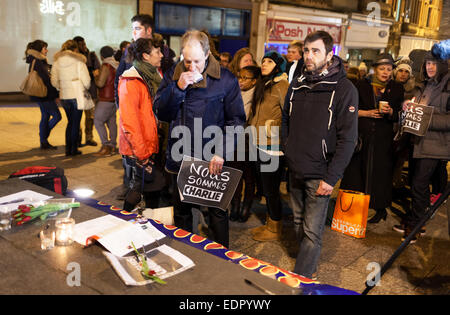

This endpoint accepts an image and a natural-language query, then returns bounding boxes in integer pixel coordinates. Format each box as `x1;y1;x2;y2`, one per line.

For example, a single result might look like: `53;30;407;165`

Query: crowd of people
24;13;449;280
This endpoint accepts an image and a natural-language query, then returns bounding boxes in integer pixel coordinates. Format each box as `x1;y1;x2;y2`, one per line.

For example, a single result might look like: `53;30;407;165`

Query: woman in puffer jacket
118;38;166;211
25;40;61;150
248;51;289;242
51;40;90;156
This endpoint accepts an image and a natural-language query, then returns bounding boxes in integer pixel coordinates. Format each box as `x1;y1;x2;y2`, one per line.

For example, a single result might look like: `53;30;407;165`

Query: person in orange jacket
118;37;166;211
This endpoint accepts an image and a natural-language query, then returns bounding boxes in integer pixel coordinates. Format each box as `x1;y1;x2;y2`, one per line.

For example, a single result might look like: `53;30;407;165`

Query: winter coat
118;66;159;161
412;70;450;160
96;57;119;102
340;77;404;209
51;50;90;100
25;49;59;102
153;55;246;174
281;56;359;188
249;73;289;148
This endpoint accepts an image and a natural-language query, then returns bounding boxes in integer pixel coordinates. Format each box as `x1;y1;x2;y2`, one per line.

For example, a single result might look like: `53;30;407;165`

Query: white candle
55;218;75;246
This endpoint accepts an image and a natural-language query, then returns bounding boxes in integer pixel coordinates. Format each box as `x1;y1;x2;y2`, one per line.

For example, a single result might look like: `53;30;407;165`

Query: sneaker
392;223;406;234
393;223;426;236
401;226;418;244
430;193;442;206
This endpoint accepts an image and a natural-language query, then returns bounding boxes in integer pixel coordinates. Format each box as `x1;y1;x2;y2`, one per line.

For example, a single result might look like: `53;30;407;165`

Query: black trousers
408;158;443;227
171;174;229;248
256;154;285;221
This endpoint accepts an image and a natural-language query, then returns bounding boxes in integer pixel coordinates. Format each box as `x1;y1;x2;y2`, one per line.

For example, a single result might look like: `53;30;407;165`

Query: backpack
9;166;68;195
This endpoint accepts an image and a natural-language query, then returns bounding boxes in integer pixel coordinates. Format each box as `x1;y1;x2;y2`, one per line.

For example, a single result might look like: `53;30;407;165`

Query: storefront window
1;0;137;92
154;3;250;38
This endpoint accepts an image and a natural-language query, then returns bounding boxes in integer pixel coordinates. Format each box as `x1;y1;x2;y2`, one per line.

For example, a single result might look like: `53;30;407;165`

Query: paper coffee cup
379;101;388;113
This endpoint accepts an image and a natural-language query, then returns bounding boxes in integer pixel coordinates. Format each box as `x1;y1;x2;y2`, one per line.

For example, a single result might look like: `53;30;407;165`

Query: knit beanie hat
394;56;413;76
358;62;367;71
263;51;287;75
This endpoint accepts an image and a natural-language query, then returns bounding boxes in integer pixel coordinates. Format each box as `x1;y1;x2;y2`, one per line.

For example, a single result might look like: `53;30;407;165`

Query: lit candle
55;218;75;246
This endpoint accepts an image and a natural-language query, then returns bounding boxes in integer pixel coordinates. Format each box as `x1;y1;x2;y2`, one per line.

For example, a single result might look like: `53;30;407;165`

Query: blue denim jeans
289;174;331;278
61;99;83;155
37;100;61;145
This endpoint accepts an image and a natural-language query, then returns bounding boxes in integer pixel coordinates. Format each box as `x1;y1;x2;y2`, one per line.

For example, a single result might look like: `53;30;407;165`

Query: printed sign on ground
177;157;242;211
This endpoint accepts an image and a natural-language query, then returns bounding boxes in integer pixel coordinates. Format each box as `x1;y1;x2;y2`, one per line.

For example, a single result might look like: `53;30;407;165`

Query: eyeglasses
238;76;254;81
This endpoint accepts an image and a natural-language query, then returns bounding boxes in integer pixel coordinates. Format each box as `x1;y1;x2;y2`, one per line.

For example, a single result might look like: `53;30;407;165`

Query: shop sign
267;19;341;43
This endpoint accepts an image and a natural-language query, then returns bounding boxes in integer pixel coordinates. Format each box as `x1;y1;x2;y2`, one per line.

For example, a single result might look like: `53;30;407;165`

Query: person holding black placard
153;30;245;248
399;51;450;243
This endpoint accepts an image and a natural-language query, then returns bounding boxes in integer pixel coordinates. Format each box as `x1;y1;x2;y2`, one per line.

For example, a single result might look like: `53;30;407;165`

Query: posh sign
267;19;341;43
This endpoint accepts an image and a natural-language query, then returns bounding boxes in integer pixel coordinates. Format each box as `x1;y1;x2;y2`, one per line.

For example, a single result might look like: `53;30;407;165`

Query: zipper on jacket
328;90;335;130
322;139;328;161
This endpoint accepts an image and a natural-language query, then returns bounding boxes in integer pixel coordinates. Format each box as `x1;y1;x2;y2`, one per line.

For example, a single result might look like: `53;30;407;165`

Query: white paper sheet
0;190;53;212
103;244;195;286
73;214;166;257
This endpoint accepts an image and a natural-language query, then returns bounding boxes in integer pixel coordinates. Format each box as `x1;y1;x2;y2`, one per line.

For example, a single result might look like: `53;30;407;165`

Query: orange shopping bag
331;190;370;238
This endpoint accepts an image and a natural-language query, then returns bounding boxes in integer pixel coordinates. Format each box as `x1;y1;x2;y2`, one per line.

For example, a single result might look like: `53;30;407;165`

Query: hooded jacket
51;50;90;100
413;52;450;159
118;66;159;161
153;55;246;173
25;49;59;101
281;56;359;187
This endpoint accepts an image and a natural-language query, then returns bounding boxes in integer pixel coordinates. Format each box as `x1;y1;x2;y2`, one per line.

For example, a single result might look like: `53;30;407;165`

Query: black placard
177;158;243;211
400;103;434;137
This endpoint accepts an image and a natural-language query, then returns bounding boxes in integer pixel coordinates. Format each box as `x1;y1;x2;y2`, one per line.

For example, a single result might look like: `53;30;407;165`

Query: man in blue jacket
154;30;246;248
281;31;358;280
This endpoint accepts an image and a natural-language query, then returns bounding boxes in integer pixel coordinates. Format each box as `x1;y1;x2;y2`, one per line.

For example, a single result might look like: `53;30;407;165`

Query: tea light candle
55;218;75;246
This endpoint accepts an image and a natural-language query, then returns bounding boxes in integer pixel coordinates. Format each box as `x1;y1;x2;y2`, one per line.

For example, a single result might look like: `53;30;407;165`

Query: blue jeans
289;175;330;278
61;99;83;155
37;100;61;145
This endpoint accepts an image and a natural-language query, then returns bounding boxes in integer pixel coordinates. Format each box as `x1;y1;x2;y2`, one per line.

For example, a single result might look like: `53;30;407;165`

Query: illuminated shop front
0;0;138;93
263;4;347;58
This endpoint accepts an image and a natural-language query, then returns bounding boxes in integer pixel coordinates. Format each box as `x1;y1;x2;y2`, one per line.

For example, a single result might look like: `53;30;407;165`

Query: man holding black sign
400;51;450;243
154;30;246;248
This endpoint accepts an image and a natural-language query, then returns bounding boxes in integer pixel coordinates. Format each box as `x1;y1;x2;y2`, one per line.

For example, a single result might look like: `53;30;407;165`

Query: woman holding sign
118;38;166;211
340;53;404;224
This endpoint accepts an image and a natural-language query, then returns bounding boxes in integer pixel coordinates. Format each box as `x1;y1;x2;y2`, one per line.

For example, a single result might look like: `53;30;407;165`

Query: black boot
229;199;240;221
238;200;253;223
368;208;387;224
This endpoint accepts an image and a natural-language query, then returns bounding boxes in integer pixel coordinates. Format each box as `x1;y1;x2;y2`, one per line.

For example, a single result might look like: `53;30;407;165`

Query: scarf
371;75;388;99
133;60;162;98
302;56;340;84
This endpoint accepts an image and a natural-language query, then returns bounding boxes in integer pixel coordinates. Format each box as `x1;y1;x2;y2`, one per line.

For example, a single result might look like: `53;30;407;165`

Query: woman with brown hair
229;47;257;77
25;39;61;150
118;38;166;211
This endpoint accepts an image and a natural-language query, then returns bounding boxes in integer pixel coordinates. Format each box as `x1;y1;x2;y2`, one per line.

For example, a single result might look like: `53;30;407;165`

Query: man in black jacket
281;31;358;280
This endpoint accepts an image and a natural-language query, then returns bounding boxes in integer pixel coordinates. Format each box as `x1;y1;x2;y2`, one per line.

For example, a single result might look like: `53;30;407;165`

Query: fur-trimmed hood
53;50;87;67
25;49;47;63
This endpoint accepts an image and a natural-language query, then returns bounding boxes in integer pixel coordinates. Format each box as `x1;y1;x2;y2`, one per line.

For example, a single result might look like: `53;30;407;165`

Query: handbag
73;62;95;110
20;59;47;98
331;189;370;238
